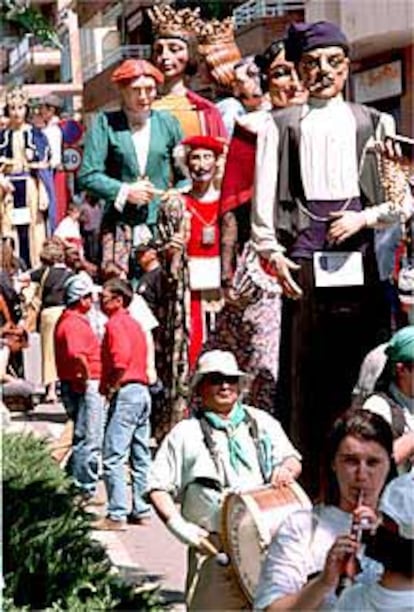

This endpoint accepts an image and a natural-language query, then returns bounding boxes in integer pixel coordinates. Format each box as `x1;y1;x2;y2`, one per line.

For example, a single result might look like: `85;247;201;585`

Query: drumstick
199;537;230;566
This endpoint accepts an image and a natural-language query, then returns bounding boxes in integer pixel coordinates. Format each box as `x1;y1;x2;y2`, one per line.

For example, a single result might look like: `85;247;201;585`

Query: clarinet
336;490;371;596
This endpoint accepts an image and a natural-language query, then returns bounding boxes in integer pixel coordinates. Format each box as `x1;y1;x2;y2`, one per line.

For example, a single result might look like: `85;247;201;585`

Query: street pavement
6;401;187;610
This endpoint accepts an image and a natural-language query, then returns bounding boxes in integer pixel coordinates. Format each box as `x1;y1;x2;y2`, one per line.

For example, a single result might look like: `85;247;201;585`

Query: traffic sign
63;146;82;172
60;119;84;145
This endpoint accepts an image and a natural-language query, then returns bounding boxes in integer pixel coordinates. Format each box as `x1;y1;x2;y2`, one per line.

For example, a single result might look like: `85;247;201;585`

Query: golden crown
196;17;237;48
6;86;29;107
148;5;202;40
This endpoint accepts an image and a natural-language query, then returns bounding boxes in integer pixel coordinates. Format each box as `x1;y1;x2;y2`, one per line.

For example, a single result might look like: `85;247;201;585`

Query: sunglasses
204;373;240;386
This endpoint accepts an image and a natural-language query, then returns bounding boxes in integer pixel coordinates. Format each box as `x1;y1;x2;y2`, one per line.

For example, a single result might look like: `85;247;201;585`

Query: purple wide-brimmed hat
285;21;349;63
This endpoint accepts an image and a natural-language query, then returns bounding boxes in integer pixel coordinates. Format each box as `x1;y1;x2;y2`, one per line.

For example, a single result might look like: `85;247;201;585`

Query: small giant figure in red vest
174;135;225;368
157;135;225;431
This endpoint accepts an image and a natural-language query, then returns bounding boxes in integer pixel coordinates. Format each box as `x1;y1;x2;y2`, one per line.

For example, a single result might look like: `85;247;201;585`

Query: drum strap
199;416;227;486
198;411;267;485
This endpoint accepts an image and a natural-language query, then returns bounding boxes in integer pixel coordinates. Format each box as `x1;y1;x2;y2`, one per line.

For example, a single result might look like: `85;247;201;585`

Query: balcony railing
233;0;305;28
83;44;152;81
8;35;61;75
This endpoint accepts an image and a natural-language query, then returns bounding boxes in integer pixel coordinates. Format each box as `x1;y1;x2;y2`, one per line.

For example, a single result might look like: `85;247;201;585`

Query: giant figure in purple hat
251;21;412;494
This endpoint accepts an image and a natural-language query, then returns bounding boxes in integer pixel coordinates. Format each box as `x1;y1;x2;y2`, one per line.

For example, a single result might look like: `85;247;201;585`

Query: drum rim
221;482;312;602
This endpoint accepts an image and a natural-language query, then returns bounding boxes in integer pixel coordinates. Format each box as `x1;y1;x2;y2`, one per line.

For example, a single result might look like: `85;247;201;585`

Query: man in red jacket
54;273;104;501
94;278;152;530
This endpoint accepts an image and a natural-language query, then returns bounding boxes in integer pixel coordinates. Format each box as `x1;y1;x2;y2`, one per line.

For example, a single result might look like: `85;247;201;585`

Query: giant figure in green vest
78;59;187;273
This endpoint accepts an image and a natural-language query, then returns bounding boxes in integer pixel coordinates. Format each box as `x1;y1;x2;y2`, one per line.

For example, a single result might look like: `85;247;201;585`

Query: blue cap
285;21;350;63
64;273;95;305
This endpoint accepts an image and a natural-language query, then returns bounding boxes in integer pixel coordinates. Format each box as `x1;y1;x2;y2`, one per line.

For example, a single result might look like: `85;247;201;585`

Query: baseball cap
64;273;95;305
385;326;414;364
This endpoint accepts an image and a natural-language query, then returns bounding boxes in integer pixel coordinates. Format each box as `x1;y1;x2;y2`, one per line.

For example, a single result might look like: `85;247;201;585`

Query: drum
221;482;311;602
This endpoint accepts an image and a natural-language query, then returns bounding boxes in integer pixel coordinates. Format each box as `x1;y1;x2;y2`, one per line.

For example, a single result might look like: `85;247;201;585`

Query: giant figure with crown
149;4;228;138
0;87;53;267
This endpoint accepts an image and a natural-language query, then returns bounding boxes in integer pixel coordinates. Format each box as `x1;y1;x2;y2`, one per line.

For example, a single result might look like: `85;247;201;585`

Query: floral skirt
205;243;282;414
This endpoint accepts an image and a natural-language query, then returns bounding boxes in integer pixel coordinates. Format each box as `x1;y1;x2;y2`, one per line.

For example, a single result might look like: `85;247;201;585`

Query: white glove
166;514;208;548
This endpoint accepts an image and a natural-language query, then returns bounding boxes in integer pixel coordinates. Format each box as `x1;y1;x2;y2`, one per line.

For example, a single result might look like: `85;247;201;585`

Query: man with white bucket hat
147;349;302;609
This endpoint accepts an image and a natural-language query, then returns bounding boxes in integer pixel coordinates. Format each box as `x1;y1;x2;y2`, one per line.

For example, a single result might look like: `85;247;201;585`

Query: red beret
111;59;164;85
182;135;225;156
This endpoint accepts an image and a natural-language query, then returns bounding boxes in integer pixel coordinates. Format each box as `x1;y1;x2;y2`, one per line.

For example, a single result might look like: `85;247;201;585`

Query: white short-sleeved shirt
363;384;414;433
334;582;414;611
254;505;383;611
147;406;301;532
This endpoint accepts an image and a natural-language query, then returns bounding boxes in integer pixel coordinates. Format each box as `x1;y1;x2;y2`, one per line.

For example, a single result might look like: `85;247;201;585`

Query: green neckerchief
203;401;252;473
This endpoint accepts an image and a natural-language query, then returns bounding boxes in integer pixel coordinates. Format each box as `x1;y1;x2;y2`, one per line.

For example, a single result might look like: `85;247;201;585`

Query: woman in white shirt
255;408;397;611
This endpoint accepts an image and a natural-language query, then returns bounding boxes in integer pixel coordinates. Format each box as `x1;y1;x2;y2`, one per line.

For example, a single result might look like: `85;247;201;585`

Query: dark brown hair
102;278;133;308
321;408;397;506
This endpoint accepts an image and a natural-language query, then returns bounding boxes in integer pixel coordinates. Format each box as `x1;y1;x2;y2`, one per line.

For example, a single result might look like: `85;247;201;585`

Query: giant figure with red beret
157;134;225;432
78;59;187;273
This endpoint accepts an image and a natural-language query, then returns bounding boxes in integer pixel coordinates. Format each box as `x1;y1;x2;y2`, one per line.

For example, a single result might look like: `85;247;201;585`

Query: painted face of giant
119;75;157;114
298;45;349;99
187;147;217;184
152;37;189;80
7;102;27;128
233;61;262;101
267;48;308;108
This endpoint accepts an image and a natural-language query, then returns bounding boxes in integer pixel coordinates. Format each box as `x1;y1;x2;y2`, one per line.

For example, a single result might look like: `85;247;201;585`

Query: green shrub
3;432;162;611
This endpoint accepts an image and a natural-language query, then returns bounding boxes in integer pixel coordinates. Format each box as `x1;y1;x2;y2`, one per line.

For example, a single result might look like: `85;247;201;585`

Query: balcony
233;0;306;29
8;35;61;76
305;0;413;59
83;44;151;81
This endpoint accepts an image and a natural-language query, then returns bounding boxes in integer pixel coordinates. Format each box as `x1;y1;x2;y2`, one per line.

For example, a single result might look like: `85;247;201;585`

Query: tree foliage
3;432;162;611
1;0;62;48
174;0;239;20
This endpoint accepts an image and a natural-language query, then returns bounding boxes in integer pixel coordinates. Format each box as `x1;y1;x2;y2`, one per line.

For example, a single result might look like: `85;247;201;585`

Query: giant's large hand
127;178;155;206
328;210;366;244
269;253;303;299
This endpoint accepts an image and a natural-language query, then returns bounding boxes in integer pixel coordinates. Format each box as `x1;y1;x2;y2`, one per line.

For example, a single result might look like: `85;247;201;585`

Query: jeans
61;379;105;496
103;382;152;521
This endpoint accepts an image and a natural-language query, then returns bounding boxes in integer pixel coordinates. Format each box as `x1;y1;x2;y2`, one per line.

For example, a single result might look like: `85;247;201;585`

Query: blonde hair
39;238;65;265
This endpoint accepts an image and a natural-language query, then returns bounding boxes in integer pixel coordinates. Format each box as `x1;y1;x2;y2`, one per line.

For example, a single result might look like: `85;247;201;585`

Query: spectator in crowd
362;325;414;472
149;4;227;138
54;273;104;502
39;94;68;229
255;409;397;611
99;259;158;385
134;238;169;442
335;472;414;612
94;278;153;530
148;349;302;610
251;21;408;494
0;324;33;410
78;59;186;274
21;238;73;402
0;86;53;267
39;95;63;172
0;237;24;326
54;200;83;253
79;194;103;264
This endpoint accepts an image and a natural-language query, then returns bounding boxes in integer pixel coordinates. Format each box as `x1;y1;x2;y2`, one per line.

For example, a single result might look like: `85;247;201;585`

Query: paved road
6;402;187;609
